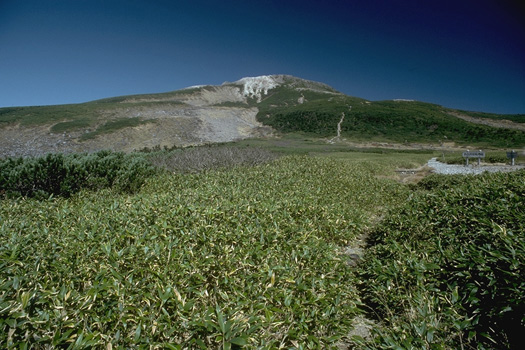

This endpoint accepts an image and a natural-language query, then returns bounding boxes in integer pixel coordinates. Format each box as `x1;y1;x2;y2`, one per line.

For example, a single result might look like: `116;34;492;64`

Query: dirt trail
328;106;351;144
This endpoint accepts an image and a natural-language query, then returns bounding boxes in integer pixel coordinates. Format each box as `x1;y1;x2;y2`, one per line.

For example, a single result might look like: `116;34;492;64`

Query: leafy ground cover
358;170;525;349
0;155;407;348
1;147;522;349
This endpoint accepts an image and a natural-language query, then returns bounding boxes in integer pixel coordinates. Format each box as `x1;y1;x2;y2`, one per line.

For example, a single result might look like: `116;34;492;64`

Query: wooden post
507;150;518;166
478;150;482;166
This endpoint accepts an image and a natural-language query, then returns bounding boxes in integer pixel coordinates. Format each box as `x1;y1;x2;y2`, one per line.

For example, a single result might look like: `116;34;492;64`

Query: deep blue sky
1;0;524;113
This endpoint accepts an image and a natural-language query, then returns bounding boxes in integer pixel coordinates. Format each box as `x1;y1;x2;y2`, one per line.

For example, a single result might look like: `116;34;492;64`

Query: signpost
507;150;518;166
462;150;485;166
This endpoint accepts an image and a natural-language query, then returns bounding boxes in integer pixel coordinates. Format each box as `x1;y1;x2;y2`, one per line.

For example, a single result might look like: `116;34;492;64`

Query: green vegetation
0;100;174;133
0;104;99;127
211;102;249;108
89;89;197;104
252;86;350;110
1;77;524;347
0;151;154;199
0;107;26;125
0;154;406;348
0;145;523;348
234;135;357;155
50;119;92;133
258;96;525;147
359;170;524;349
80;117;154;141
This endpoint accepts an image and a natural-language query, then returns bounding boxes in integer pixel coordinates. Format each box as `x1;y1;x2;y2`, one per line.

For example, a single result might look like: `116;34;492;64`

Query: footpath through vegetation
0;148;523;349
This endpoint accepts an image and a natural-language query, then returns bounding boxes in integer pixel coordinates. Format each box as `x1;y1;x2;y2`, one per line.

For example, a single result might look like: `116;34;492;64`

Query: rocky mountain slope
0;75;340;157
1;75;524;157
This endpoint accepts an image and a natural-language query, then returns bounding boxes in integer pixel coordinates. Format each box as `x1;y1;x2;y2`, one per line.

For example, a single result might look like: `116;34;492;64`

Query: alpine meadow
1;75;524;349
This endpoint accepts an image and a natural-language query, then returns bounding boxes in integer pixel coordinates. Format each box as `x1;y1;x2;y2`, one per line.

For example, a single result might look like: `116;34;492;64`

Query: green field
1;146;523;349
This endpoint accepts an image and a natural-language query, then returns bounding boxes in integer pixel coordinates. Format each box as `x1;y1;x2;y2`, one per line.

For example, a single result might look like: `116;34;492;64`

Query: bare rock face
235;75;280;102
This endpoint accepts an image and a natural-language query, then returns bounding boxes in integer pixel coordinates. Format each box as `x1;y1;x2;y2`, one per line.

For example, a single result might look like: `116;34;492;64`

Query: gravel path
427;158;525;175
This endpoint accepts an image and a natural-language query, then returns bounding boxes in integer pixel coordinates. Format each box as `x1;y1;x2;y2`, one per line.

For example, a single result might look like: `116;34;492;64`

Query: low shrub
0;151;155;199
147;146;278;173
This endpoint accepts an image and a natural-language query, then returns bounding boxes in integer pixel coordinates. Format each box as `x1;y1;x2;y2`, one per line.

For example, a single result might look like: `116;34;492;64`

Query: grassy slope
0;104;99;128
0;103;154;135
88;88;198;104
0;91;187;134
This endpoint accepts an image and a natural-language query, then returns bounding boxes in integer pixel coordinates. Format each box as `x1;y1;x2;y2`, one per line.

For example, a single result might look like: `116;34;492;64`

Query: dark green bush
265;110;342;136
0;151;155;199
411;173;475;191
359;170;525;349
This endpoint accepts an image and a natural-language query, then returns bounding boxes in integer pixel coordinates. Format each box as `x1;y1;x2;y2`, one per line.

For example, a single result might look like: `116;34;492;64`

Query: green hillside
0;103;152;134
254;86;525;147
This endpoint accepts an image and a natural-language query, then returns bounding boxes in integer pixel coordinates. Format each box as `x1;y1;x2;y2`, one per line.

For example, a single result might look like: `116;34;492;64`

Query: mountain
1;75;524;157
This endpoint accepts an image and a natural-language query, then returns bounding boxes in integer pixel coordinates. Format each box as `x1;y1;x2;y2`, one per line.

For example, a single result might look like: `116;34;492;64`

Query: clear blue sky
1;0;524;113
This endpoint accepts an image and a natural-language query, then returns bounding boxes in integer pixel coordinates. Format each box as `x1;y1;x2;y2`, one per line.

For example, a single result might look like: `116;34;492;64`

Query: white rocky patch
182;85;207;90
235;75;279;103
427;158;525;174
